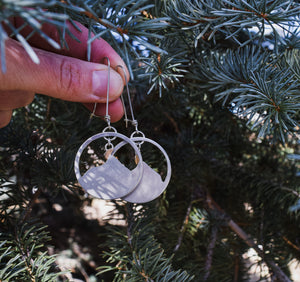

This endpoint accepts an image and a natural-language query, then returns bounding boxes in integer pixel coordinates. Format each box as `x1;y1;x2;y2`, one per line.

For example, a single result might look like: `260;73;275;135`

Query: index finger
13;17;130;83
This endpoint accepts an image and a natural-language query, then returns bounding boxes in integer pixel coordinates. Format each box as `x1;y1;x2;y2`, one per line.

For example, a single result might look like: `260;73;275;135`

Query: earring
74;58;144;200
113;65;172;204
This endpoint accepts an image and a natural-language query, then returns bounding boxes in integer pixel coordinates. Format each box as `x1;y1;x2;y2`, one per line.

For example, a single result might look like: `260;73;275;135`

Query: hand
0;19;129;128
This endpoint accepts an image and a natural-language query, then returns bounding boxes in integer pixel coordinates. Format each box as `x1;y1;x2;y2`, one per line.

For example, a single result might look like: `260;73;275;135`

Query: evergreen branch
227;220;291;282
190;46;300;142
60;0;172;77
165;0;300;46
281;27;300;50
1;0;300;280
0;0;71;72
190;46;268;104
0;242;26;281
81;10;127;36
98;204;194;281
0;219;64;281
81;0;170;53
139;49;188;96
285;49;300;81
0;167;66;280
234;69;300;141
202;191;292;282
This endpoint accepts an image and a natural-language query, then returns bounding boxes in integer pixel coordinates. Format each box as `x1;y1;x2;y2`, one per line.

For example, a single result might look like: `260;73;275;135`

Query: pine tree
1;0;300;281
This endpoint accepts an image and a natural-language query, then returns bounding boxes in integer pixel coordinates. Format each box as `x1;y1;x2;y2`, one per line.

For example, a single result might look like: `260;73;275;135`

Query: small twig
126;203;134;247
72;242;97;271
203;225;218;281
14;224;35;282
46;98;52;120
280;186;300;198
282;236;300;252
78;265;90;282
233;253;240;282
173;201;193;253
21;188;41;223
82;11;128;34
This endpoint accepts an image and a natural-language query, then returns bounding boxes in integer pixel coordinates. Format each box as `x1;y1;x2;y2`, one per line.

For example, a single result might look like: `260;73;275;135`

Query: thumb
1;38;124;103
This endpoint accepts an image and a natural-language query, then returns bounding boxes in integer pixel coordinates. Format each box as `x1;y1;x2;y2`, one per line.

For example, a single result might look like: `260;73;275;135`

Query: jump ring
103;126;117;141
130;131;145;146
105;142;114;151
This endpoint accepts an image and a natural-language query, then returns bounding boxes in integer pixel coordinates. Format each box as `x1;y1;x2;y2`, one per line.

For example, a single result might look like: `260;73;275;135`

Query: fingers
0;92;125;129
1;38;123;103
0;90;35;128
2;18;129;124
13;18;130;83
0;110;12;128
0;90;35;110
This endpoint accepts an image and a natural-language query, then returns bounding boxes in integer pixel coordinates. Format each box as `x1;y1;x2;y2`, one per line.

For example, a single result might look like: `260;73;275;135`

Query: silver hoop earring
114;65;172;203
74;132;143;199
112;137;172;203
74;58;144;200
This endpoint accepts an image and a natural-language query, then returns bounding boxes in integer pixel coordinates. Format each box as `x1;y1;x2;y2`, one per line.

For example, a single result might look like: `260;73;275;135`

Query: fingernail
92;70;122;98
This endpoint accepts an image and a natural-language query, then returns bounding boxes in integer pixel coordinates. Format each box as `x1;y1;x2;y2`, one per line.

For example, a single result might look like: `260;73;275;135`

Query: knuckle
59;59;82;97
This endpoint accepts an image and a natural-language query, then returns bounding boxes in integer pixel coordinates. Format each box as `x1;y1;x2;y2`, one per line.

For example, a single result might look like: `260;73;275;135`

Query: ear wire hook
89;59;129;129
115;65;138;131
89;57;112;127
115;65;145;147
104;57;111;127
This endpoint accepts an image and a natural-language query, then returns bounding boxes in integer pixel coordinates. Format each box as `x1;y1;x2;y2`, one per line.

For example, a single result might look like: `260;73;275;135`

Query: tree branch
173;200;193;253
203;192;291;282
203;225;218;281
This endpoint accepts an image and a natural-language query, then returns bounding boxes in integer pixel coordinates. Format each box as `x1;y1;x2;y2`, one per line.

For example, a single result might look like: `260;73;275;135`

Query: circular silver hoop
74;132;144;200
112;137;172;203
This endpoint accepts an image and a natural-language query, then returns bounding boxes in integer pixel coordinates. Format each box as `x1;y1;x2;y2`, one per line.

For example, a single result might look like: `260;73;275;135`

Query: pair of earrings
74;58;171;203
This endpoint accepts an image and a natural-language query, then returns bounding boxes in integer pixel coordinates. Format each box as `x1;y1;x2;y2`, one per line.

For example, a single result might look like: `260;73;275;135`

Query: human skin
0;19;129;128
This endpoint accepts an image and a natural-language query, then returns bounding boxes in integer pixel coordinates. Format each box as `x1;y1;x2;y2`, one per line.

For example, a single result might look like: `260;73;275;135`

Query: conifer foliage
1;0;300;281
